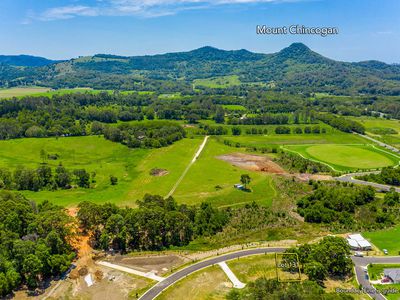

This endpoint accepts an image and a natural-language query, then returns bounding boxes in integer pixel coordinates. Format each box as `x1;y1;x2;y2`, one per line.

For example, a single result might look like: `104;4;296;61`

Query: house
384;269;400;283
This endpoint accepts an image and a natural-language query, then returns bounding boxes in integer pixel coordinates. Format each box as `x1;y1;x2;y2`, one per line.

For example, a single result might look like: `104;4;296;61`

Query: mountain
0;55;60;67
0;43;399;95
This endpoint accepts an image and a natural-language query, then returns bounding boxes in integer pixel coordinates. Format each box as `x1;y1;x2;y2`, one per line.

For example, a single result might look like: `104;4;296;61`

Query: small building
347;234;372;251
384;269;400;283
234;184;244;190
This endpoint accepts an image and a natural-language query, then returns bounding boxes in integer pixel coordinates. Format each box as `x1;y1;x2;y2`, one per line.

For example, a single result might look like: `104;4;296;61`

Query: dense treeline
276;152;332;174
0;164;92;191
102;121;186;148
297;183;397;229
0;192;75;296
357;167;400;186
297;184;375;225
77;195;228;251
316;113;365;134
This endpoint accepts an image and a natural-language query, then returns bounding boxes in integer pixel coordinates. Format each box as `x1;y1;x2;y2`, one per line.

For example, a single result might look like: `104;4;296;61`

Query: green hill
1;43;400;95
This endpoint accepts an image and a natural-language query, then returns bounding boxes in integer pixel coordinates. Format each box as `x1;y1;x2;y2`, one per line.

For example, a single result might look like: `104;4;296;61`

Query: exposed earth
217;152;333;182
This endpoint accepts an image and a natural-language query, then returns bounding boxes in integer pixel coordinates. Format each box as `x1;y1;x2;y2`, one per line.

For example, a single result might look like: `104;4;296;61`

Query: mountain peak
275;42;330;64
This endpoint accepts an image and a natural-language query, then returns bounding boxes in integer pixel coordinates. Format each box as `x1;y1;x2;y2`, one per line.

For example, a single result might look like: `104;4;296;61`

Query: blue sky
0;0;399;62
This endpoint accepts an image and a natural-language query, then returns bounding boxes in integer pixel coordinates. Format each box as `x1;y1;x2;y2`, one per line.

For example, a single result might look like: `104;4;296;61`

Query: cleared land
173;138;277;207
0;87;51;99
223;131;367;146
0;136;277;207
283;144;399;171
193;75;241;88
364;225;400;255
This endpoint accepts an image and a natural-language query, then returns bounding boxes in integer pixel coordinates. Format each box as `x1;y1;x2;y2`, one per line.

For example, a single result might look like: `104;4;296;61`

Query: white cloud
29;0;298;21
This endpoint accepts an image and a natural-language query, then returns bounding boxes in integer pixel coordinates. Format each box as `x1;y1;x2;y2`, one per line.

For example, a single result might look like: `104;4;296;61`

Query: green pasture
222;131;367;146
283;144;399;171
174;138;276;207
0;136;277;208
0;87;108;99
193;75;241;88
364;225;400;255
222;104;246;111
350;116;400;135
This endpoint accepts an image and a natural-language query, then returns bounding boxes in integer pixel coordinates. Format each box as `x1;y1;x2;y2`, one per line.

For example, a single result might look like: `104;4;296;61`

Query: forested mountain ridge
1;43;400;95
0;55;60;67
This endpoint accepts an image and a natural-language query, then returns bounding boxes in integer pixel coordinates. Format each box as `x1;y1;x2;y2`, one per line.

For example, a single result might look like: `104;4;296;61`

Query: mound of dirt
149;168;169;177
217;153;286;174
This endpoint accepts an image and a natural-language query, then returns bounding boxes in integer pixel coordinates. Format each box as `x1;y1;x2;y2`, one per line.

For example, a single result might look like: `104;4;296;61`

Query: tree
240;174;251;189
231;126;241;136
146;108;155;120
214;107;225;124
110;175;118;185
22;254;43;289
73;169;90;188
304;261;327;284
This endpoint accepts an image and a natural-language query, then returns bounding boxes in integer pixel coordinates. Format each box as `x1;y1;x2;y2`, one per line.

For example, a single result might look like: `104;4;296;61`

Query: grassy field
283;144;399;171
222;104;246;111
193;75;241;88
0;87;51;99
0;87;110;99
364;225;400;255
157;265;230;300
0;136;278;207
351;117;400;134
174;138;276;207
223;131;368;146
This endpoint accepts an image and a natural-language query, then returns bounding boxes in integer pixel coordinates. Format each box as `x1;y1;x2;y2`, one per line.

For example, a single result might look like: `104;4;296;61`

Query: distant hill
0;55;60;67
0;43;399;95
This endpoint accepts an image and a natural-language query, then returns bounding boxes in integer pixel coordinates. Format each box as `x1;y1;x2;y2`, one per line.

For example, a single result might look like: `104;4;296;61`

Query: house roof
384;269;400;281
347;238;359;248
348;234;364;241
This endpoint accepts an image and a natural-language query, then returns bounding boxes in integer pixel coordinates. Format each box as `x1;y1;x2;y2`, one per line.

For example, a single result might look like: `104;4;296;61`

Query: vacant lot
157;265;231;300
364;225;400;255
174;139;277;207
284;144;399;171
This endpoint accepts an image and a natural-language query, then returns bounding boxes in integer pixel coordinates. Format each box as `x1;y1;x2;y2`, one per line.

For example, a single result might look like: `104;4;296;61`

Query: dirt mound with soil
149;168;169;177
217;153;286;174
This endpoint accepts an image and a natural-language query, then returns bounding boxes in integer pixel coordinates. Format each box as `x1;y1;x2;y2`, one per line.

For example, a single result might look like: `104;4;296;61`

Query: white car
354;251;364;257
383;249;388;255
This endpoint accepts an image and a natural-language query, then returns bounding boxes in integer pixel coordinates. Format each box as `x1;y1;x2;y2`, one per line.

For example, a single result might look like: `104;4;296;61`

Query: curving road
335;173;400;193
138;247;286;300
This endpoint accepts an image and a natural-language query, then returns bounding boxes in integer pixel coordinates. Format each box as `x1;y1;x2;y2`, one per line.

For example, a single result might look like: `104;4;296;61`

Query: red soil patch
217;153;286;174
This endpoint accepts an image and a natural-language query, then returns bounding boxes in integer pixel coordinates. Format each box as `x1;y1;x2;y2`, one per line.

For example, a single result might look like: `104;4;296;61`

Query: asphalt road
352;256;400;300
336;173;400;193
138;247;286;300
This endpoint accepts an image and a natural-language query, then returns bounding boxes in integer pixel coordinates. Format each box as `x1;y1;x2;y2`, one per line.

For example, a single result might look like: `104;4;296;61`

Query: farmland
193;75;241;88
0;135;276;207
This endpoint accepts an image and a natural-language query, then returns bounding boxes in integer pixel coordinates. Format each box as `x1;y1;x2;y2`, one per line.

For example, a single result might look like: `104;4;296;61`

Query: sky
0;0;399;63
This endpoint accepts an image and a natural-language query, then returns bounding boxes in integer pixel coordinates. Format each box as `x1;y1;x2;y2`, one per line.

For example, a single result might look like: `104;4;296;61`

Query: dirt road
166;135;209;198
